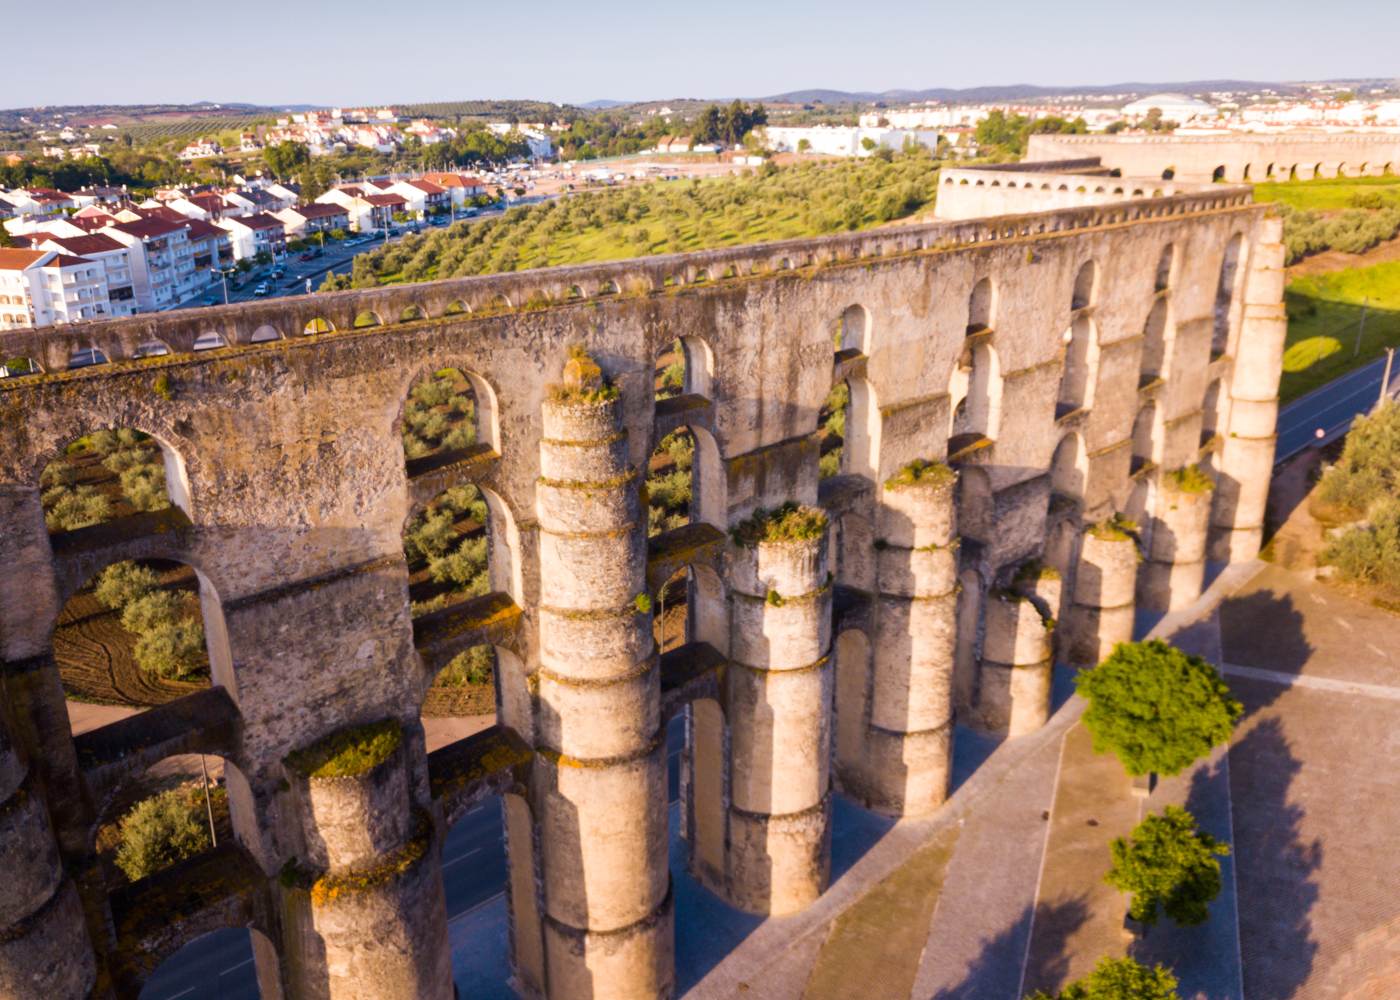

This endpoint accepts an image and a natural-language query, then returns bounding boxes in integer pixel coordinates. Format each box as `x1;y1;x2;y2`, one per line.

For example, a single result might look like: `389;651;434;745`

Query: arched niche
1212;233;1244;358
40;425;193;531
1154;244;1174;292
949;338;1001;443
1057;313;1097;415
967;277;994;334
1140;298;1170;384
1050;433;1087;501
836;304;872;355
1071;260;1096;311
399;365;500;464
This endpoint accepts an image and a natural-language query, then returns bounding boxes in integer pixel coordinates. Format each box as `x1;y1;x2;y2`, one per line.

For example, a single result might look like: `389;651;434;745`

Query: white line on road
1220;662;1400;701
221;958;254;975
442;847;484;871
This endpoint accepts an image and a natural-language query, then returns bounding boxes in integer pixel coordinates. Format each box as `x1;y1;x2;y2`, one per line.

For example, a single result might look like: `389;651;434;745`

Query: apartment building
30;233;138;318
274;202;350;238
105;217;196;310
216;212;288;261
0;248;112;330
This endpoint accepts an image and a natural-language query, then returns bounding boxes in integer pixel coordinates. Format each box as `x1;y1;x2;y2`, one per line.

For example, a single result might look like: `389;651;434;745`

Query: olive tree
1075;639;1242;777
1026;956;1180;1000
1106;805;1229;927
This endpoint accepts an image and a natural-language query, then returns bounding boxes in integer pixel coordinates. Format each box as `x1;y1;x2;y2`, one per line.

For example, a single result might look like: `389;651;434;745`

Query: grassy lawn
1252;174;1400;211
1281;261;1400;402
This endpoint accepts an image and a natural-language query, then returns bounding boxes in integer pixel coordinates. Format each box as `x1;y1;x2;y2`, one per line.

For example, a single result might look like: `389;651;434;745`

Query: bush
95;561;159;610
120;590;184;634
1318;401;1400;514
120;463;169;512
133;621;206;680
115;784;216;882
1322;497;1400;590
1075;640;1242;777
1026;956;1180;1000
44;485;112;531
731;502;828;548
428;536;489;591
1105;805;1229;927
436;645;494;687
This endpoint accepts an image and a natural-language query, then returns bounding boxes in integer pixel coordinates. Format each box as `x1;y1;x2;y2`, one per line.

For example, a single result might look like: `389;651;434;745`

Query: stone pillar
280;720;453;1000
836;463;959;817
1139;470;1215;613
1063;524;1139;669
1210;215;1286;562
976;588;1055;736
0;710;97;999
717;504;832;914
529;366;671;999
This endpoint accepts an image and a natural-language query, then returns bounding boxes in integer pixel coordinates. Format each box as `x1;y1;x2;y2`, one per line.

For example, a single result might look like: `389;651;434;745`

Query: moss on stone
1014;560;1061;586
731;502;828;548
885;458;955;490
551;345;619;404
1166;464;1214;494
287;719;401;779
309;826;429;908
1089;514;1139;542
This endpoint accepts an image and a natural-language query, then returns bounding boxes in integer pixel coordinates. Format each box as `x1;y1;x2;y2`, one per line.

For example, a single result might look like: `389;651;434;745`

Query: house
274;202;349;238
222;188;282;217
177;218;233;287
0;248;112;330
178;139;223;161
105;217;196;311
262;182;300;210
421;172;490;207
29;232;138;317
386;178;449;217
216;212;288;261
166;192;226;221
315;188;406;232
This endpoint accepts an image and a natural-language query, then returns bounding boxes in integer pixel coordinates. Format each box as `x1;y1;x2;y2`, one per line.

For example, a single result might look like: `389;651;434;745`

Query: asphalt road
1275;354;1396;463
141;720;684;999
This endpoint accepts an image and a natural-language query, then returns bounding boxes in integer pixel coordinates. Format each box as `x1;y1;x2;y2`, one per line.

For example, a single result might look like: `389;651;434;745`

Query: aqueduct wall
0;177;1285;999
1028;131;1400;183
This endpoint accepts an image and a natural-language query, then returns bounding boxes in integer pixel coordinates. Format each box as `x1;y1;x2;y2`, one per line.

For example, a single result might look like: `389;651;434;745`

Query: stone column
837;463;958;816
1139;470;1215;613
280;719;453;1000
1210;215;1286;562
977;588;1055;736
0;709;97;999
529;359;671;999
719;504;832;914
1063;523;1139;669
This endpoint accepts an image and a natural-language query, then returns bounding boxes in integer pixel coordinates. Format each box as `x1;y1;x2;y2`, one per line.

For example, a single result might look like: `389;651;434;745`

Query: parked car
270;267;285;279
254;283;269;296
298;252;315;262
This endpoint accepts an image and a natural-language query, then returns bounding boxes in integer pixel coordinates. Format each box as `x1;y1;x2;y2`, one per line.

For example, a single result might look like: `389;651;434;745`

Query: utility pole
1353;297;1369;358
200;754;218;847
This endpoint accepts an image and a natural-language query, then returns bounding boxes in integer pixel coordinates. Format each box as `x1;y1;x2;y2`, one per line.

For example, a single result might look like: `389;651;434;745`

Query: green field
1252;174;1400;212
332;152;941;289
1282;261;1400;402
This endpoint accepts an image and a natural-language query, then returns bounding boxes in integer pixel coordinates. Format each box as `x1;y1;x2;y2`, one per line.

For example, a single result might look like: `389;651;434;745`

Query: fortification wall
0;183;1283;999
935;162;1225;220
1028;132;1400;182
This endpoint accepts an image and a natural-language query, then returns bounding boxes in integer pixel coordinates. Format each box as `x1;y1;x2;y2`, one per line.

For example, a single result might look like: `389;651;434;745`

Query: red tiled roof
110;217;186;239
402;179;446;194
294;203;347;219
0;248;48;271
179;218;225;240
44;254;94;269
364;193;407;207
237;212;285;231
41;233;125;255
135;205;188;223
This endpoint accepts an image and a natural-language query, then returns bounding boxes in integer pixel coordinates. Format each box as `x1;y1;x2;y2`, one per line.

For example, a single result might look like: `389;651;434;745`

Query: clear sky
7;0;1398;109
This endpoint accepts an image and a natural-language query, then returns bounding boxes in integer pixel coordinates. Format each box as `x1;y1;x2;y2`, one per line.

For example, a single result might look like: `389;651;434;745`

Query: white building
0;248;112;330
762;125;943;157
1121;93;1217;124
105;217;196;311
215;212;288;261
30;233;138;317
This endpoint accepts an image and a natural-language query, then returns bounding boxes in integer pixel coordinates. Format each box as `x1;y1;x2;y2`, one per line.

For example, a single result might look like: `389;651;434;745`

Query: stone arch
654;562;727;657
953;567;985;714
1242;163;1251;181
479;485;524;607
1288;164;1298;180
398;364;501;463
1154;244;1174;292
442;300;468;316
0;356;42;378
566;284;585;301
833;628;872;786
1050;432;1087;500
1140;297;1170;384
302;317;334;335
39;424;194;529
837;303;872;355
967;277;993;334
134;340;171;358
400;304;426;323
1057;313;1097;415
249;325;281;344
193;331;229;351
841;375;881;481
68;345;110;369
597;280;620;296
1131;402;1158;470
679;335;715;398
687;696;727;883
1265;162;1275;179
136;926;281;1000
1161;167;1175;181
1201;377;1226;442
352;310;382;328
1212;232;1245;358
1071;261;1097;311
950;338;1001;443
1211;165;1226;182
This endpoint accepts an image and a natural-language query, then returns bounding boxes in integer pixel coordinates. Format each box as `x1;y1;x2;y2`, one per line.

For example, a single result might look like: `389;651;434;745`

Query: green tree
262;140;309;179
95;561;159;610
1026;956;1180;1000
1075;639;1242;777
1106;806;1229;927
114;785;215;882
797;138;812;154
694;105;723;145
0;225;11;248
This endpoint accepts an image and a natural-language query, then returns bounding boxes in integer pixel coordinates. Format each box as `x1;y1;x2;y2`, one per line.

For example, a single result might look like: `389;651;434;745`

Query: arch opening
1140;298;1169;385
949;338;1001;445
41;427;190;533
352;310;382;329
1050;433;1087;501
967;277;993;334
302;317;334;335
1212;233;1244;358
401;366;498;464
837;304;872;355
192;331;229;351
139;927;279;1000
1057;313;1096;416
1131;403;1157;472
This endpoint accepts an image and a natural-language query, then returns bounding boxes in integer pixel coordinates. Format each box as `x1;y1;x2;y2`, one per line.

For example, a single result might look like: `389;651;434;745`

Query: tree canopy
1105;805;1229;927
1026;956;1180;1000
1075;639;1242;776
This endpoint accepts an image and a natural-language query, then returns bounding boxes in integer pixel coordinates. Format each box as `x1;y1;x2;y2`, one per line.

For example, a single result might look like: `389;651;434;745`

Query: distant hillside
761;80;1311;104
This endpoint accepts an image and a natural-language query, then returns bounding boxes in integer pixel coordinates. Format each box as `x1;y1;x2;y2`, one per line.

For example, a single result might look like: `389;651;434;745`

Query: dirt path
1287;235;1400;279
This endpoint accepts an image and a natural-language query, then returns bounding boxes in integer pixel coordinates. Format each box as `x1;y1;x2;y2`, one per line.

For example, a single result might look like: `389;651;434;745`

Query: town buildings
0;248;112;330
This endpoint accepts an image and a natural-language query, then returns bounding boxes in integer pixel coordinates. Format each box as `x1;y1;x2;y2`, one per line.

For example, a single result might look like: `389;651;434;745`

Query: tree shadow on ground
929;895;1090;1000
1217;715;1321;1000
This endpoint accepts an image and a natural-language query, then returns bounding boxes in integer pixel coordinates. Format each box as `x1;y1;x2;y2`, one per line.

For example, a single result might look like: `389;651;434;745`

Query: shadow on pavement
932;895;1090;1000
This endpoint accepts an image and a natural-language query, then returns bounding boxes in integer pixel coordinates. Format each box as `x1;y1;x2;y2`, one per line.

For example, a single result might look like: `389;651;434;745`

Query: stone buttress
1063;523;1140;669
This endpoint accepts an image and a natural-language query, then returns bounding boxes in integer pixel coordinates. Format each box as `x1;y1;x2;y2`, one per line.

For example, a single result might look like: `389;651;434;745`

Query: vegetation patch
310;825;429;907
1087;514;1138;542
885;458;955;490
647;424;693;537
1316;403;1400;594
110;782;227;884
731;502;828;548
401;368;476;460
1026;956;1181;1000
404;484;489;616
551;345;619;404
41;429;170;532
1105;805;1229;928
1165;464;1214;494
818;382;849;479
287;719;402;779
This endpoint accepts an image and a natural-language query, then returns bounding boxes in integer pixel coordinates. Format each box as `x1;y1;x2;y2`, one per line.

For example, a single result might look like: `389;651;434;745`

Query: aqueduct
0;167;1285;999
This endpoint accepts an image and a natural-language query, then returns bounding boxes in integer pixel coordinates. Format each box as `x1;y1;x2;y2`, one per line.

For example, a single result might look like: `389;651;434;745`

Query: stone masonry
0;168;1284;998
